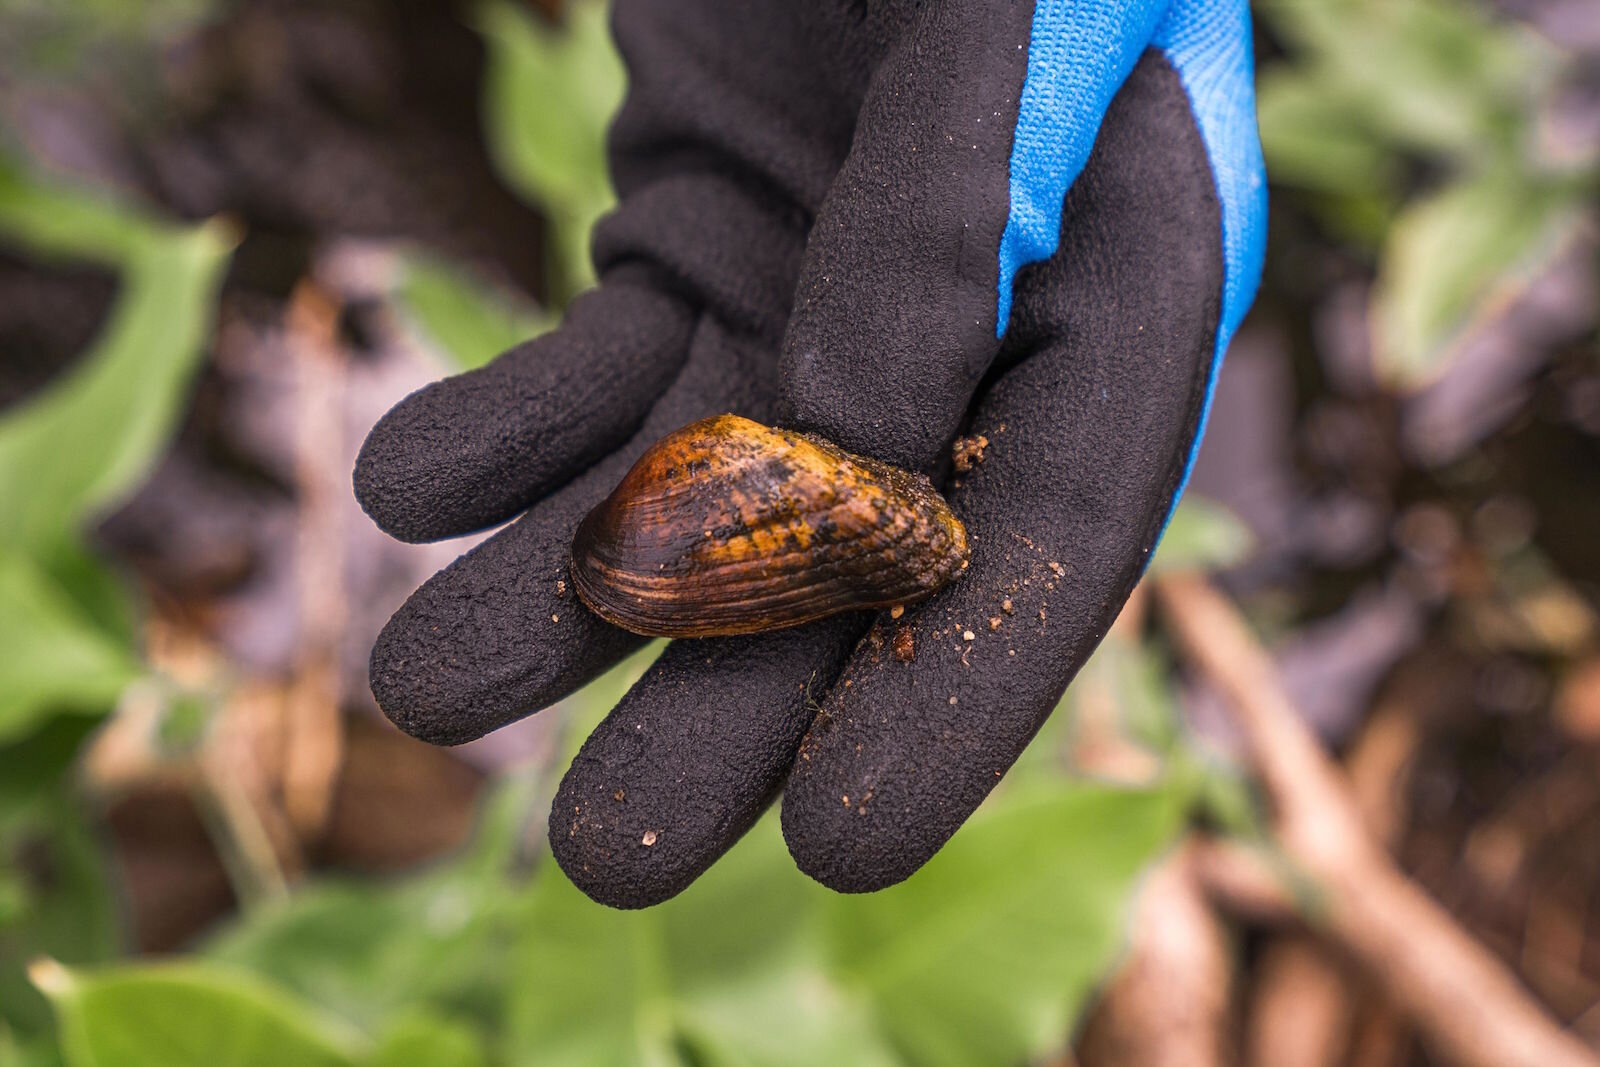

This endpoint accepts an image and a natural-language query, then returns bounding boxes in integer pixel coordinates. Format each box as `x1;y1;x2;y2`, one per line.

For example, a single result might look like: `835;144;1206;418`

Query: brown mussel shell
570;415;969;638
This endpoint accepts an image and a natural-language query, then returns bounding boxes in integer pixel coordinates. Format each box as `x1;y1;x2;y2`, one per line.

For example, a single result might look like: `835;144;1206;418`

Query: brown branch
1077;843;1235;1067
1192;836;1298;925
1247;936;1352;1067
1075;590;1231;1067
1157;573;1599;1067
282;280;349;843
1242;670;1429;1067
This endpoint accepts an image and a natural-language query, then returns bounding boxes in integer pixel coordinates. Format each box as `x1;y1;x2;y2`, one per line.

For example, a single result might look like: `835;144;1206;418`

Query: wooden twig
1077;843;1234;1067
81;619;303;903
1243;673;1428;1067
1192;836;1299;925
1248;935;1352;1067
1157;574;1599;1067
198;680;303;903
282;280;348;842
1076;587;1233;1066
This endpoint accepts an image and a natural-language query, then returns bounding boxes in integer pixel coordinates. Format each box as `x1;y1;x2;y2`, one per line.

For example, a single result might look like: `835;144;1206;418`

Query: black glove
354;0;1265;908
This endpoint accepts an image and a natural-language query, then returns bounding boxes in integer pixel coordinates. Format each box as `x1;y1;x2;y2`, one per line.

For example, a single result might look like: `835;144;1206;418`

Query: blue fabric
997;0;1268;511
996;0;1168;335
1152;0;1268;512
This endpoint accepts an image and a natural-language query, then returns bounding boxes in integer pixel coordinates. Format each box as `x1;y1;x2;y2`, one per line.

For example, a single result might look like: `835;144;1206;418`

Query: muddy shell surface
570;415;969;638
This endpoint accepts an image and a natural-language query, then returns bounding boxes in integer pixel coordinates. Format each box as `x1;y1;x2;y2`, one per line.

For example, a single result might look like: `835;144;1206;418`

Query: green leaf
0;170;233;735
29;539;139;651
476;0;623;297
1111;640;1183;754
825;782;1187;1067
205;771;548;1034
0;0;224;81
367;1014;486;1067
674;953;900;1067
511;779;1185;1067
508;818;899;1067
1256;70;1398;201
1067;633;1183;757
1256;0;1552;164
0;792;119;1041
0;164;162;267
397;255;555;371
0;1032;65;1067
205;871;509;1034
509;868;677;1067
0;553;139;745
0;213;236;553
0;873;28;928
1255;69;1400;241
1371;172;1584;388
1149;496;1253;576
35;961;362;1067
1254;0;1574;245
1189;759;1264;840
0;719;100;816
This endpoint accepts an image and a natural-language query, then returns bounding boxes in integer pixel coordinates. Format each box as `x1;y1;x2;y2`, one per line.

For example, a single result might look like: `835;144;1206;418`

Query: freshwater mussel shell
570;415;969;638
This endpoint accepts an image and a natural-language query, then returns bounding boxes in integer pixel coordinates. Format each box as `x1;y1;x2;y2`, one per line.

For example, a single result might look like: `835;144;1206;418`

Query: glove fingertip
367;611;478;747
356;281;700;543
547;763;713;910
780;784;929;894
354;349;550;544
352;400;463;544
548;621;864;909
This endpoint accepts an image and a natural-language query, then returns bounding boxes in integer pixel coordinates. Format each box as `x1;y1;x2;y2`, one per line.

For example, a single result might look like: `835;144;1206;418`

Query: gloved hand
354;0;1265;908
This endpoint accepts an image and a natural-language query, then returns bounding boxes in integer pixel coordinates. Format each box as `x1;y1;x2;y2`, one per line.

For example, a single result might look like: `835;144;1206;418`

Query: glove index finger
778;0;1167;474
354;271;693;543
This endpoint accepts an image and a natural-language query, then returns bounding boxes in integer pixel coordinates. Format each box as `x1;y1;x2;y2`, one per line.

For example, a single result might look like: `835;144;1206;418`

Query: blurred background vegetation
0;1;1596;1065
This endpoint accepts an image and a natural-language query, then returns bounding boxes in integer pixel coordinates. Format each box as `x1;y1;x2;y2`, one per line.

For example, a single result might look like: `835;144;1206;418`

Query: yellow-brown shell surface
571;415;969;638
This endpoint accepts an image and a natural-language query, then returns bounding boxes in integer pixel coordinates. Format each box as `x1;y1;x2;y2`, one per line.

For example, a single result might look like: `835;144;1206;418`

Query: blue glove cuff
997;0;1268;503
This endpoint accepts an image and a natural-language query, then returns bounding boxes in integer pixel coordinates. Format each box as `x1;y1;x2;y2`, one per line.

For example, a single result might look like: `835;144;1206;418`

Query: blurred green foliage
35;961;367;1067
0;169;232;834
1256;0;1598;387
0;160;234;1067
97;778;1186;1067
0;0;216;31
1369;173;1585;385
0;0;225;85
398;255;557;372
1149;496;1253;578
478;0;624;303
0;558;137;746
394;0;615;369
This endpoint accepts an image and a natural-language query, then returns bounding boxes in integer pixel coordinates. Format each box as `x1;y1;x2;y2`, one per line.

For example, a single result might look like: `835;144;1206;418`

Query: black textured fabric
362;0;870;737
353;0;879;544
782;54;1222;890
778;2;1034;472
354;0;1225;909
354;275;692;542
551;620;863;907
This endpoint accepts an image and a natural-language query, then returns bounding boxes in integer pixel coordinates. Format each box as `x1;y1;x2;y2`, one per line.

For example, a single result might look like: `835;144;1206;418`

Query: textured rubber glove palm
355;0;1266;908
